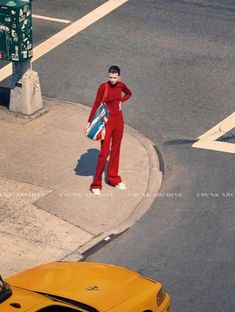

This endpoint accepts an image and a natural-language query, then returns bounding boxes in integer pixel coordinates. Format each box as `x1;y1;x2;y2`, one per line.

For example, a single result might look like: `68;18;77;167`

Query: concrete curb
41;98;164;261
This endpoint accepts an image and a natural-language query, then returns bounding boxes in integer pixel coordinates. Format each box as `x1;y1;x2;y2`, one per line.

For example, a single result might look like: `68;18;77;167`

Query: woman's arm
121;83;132;103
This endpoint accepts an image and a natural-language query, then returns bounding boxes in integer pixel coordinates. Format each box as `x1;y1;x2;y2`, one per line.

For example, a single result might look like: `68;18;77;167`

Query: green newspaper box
0;0;32;63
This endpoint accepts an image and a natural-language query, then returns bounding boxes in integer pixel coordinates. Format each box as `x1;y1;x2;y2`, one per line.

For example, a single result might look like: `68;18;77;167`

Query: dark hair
108;65;121;75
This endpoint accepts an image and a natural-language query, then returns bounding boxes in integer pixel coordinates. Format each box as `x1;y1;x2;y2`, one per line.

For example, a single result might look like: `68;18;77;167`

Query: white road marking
192;112;235;154
193;140;235;154
32;14;71;24
0;0;128;82
197;112;235;141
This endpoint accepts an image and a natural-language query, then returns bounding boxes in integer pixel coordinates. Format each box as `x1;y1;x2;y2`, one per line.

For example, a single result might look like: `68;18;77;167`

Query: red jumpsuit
88;81;132;189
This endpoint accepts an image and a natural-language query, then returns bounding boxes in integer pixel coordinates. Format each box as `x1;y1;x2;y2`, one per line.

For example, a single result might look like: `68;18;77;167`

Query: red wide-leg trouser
90;113;124;189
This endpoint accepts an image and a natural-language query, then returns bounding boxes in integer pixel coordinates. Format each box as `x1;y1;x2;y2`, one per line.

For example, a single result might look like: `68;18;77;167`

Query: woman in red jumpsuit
87;66;132;196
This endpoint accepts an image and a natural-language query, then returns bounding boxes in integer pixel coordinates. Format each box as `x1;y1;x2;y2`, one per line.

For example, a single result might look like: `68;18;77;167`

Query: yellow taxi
1;262;170;312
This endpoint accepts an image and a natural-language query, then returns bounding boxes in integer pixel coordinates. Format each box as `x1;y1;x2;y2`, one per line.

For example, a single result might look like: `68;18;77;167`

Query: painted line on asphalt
193;140;235;154
32;14;71;24
192;111;235;153
197;112;235;141
0;0;128;82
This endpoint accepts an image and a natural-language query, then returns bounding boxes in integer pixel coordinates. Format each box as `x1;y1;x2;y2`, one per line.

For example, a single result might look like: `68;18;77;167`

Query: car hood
6;262;160;311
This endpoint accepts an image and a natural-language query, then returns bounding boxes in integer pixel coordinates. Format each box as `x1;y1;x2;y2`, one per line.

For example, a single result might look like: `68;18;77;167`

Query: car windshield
0;275;12;304
35;292;99;312
36;305;84;312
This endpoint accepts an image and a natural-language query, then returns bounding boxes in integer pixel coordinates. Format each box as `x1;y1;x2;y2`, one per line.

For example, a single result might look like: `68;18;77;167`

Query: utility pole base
10;67;43;115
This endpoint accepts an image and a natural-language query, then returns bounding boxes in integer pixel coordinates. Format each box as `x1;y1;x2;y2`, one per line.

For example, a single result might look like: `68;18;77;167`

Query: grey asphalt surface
1;1;235;311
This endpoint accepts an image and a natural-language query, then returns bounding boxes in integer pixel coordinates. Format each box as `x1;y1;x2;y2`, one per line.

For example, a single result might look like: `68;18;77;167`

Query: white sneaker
91;188;101;196
115;182;126;190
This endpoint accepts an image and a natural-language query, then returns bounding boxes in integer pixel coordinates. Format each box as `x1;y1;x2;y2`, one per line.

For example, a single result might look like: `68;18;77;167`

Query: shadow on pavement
164;139;198;146
74;148;111;184
74;148;99;176
217;133;235;142
0;87;10;108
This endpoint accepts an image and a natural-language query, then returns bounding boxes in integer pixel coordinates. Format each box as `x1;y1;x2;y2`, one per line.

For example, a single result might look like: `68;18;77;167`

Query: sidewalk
0;98;162;277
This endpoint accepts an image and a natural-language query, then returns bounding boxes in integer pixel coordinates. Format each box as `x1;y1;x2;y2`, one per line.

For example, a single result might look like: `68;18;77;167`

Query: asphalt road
1;1;235;311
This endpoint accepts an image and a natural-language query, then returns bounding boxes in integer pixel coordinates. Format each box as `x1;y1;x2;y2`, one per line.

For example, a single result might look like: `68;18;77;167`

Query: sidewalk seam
0;176;55;193
0;229;75;252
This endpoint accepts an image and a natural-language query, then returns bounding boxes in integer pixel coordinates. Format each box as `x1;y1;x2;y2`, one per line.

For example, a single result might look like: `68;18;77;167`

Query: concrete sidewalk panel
0;177;93;277
0;103;96;189
0;101;74;161
35;168;149;235
0;127;85;189
121;134;149;170
1;231;88;278
0;121;28;161
0;176;51;205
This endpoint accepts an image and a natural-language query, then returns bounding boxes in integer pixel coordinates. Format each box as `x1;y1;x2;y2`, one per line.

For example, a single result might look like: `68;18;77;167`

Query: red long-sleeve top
88;81;132;122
